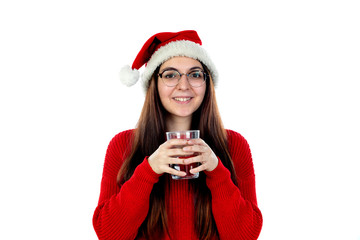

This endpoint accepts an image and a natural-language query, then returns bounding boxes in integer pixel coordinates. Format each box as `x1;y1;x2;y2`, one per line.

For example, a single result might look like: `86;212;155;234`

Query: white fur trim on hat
119;65;140;87
141;40;218;90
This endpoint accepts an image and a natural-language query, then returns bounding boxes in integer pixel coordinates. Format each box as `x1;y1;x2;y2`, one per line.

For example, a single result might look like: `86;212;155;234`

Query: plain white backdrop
1;0;359;239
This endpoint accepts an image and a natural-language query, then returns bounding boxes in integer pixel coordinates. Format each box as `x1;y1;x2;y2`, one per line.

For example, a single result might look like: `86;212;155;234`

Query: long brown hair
117;65;238;240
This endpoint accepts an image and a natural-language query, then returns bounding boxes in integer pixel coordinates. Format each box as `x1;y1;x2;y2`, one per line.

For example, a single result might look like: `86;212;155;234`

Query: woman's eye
164;71;178;79
165;74;175;78
189;71;202;78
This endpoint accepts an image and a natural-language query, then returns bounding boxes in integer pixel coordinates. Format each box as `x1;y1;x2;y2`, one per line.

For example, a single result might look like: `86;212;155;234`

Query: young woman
93;30;263;240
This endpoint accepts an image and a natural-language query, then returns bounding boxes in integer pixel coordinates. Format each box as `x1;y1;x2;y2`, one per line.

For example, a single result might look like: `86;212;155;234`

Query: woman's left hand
182;138;218;173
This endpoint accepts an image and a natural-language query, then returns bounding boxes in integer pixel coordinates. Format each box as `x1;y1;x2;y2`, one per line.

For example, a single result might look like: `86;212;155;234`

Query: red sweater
93;129;262;240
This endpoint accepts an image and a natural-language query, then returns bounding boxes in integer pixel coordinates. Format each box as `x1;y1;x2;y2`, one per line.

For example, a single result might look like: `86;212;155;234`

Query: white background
1;0;359;239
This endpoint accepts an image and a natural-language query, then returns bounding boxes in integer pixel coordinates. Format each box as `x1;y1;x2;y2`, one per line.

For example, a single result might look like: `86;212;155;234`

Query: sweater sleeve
205;130;263;240
92;130;161;240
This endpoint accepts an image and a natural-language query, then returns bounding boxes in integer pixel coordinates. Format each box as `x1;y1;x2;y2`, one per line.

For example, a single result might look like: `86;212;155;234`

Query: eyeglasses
158;68;207;87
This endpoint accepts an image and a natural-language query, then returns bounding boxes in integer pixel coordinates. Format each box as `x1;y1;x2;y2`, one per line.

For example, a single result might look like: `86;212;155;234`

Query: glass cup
166;130;200;180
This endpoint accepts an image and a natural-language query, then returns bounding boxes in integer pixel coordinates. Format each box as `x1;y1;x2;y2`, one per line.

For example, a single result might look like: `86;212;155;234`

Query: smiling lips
173;97;192;102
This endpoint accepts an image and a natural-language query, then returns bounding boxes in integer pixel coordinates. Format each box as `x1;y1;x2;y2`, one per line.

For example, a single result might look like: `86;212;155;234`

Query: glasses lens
159;69;206;87
188;70;205;87
161;70;180;86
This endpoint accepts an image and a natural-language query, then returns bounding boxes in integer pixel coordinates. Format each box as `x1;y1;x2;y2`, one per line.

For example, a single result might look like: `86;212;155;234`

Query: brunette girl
93;30;263;240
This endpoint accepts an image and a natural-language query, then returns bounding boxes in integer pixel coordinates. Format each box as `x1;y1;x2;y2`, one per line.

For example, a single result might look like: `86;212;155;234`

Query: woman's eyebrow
160;67;178;72
160;66;204;72
189;66;204;71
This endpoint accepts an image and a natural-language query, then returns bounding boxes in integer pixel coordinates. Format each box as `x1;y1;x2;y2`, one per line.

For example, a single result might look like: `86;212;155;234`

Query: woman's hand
148;138;218;176
148;139;192;177
182;138;219;173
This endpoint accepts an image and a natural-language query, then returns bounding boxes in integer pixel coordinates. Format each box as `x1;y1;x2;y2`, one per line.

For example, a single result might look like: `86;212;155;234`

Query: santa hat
119;30;218;90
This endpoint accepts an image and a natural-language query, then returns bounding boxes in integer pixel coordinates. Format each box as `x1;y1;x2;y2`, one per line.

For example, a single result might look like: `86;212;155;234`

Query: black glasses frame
158;69;207;87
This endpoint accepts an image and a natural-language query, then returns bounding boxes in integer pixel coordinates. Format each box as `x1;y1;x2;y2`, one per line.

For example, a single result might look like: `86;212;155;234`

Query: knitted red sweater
93;129;262;240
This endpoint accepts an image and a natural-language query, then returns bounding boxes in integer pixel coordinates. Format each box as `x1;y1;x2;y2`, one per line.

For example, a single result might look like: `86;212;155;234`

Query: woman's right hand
148;139;192;177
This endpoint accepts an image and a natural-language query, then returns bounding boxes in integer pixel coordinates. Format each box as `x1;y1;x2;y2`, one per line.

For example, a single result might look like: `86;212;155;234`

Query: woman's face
157;56;206;121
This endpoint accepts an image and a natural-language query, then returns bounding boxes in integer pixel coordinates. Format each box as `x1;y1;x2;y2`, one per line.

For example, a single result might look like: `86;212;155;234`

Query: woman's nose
176;74;190;90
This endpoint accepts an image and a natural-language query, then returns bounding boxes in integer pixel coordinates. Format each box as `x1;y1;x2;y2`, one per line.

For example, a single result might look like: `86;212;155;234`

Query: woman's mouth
173;97;192;103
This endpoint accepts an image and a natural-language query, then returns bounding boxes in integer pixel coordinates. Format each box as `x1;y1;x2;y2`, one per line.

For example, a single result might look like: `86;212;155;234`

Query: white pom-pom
119;65;140;87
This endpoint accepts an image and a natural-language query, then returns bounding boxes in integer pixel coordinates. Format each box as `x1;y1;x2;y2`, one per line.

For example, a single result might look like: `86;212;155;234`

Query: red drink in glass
166;130;200;180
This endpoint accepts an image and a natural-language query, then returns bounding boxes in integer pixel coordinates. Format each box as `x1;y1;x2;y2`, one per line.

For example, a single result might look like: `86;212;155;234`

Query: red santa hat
119;30;218;90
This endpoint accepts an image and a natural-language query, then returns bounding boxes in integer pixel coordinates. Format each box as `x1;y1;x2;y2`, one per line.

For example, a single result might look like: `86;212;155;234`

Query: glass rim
166;130;200;134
